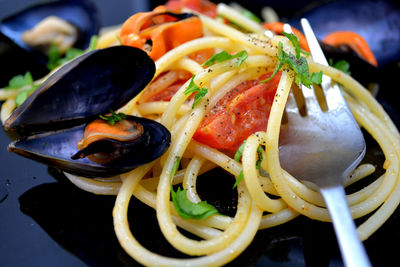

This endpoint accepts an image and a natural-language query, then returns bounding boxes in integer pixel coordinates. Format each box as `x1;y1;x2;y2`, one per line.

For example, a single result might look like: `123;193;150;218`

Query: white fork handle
321;186;372;267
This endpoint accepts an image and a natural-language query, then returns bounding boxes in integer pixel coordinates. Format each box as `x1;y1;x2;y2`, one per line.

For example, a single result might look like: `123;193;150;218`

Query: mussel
286;0;400;93
4;46;171;178
289;0;400;68
0;0;100;87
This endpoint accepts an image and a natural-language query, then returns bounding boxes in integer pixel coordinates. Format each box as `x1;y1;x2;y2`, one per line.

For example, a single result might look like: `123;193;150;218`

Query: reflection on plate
1;130;399;267
1;0;400;266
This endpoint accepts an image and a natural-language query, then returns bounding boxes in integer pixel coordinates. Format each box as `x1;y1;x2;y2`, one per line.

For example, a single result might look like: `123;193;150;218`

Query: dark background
0;1;399;267
0;0;327;26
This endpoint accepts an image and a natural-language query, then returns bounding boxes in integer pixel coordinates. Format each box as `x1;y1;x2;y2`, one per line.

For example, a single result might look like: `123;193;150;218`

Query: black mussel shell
4;46;156;137
0;0;100;86
289;0;400;67
1;0;99;52
319;42;379;88
0;32;49;87
8;116;171;177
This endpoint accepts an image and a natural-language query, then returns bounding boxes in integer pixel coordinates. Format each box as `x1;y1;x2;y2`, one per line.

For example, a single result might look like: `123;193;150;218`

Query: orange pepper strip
323;31;377;67
120;9;203;60
263;22;310;52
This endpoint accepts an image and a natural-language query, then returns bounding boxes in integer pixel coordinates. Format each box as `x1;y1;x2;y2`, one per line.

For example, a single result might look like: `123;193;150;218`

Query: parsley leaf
310;71;323;84
47;35;98;70
169;156;219;220
5;72;41;106
242;9;261;23
184;75;208;109
47;44;85;70
329;59;351;75
203;50;248;67
233;140;263;188
184;75;200;95
170;156;181;181
193;87;208;108
88;35;99;51
15;84;40;107
260;39;323;88
233;170;244;189
282;32;301;59
5;72;33;90
99;110;126;125
171;187;219;220
256;146;263;169
234;141;246;162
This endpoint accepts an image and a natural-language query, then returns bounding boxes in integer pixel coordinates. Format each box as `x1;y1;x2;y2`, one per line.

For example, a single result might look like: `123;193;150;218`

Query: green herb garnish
281;32;310;58
15;84;41;107
282;32;302;58
170;156;181;181
203;50;248;67
99;110;126;125
47;45;84;70
329;59;351;75
169;156;219;220
88;35;99;51
184;75;209;109
47;35;98;70
242;9;261;23
171;187;219;220
256;145;263;169
5;72;34;90
193;87;208;108
234;140;246;162
5;72;41;106
233;140;263;188
233;170;244;189
261;33;322;88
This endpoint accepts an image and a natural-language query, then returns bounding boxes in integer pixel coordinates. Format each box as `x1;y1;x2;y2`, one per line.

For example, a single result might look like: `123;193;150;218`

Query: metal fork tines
279;19;371;267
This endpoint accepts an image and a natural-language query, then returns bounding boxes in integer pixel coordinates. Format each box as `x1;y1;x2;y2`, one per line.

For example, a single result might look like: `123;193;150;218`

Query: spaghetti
2;2;400;266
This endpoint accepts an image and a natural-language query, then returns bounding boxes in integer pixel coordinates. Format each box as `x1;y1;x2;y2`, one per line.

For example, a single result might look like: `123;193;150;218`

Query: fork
278;19;371;267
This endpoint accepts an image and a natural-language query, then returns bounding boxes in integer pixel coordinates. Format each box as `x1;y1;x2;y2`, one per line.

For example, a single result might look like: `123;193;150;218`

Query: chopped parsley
234;140;247;162
203;50;248;67
241;9;261;23
233;140;263;188
99;110;126;125
88;35;98;51
184;75;209;108
233;170;244;189
171;187;219;220
47;45;84;70
5;72;41;107
47;35;98;70
5;36;99;107
185;50;248;108
170;156;181;181
329;59;351;75
261;32;322;88
5;71;34;90
170;156;219;220
15;85;40;107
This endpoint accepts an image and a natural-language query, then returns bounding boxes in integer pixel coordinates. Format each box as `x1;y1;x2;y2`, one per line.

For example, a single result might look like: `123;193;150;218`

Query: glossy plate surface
1;0;399;266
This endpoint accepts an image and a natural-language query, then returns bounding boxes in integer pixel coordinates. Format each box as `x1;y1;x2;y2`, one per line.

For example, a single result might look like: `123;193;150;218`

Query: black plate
1;0;400;266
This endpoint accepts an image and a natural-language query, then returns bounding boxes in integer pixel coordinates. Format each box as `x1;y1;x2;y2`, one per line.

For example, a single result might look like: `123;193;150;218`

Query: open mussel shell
289;0;400;67
4;46;156;137
319;42;379;88
5;45;172;177
0;32;49;86
8;116;171;178
1;0;100;52
0;0;100;86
